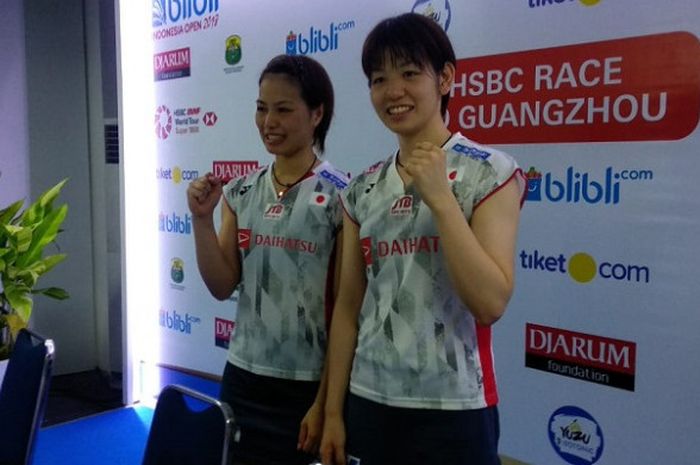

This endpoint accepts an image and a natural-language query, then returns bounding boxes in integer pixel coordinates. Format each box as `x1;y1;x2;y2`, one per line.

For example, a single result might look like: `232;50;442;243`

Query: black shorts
219;362;319;465
345;393;501;465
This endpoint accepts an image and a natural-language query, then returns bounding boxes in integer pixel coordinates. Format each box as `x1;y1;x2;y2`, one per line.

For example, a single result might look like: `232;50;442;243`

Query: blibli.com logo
549;406;604;465
286;20;355;55
525;166;653;205
520;249;650;284
159;309;201;335
159;212;192;235
152;0;219;27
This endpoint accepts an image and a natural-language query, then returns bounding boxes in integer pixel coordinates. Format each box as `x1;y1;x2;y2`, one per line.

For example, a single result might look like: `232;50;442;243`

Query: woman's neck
273;149;318;181
397;125;452;161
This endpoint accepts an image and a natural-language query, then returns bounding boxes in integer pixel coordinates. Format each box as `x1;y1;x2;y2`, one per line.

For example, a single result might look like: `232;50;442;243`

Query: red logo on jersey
263;203;285;219
390;195;413;216
238;229;251;249
448;170;458;181
360;237;373;265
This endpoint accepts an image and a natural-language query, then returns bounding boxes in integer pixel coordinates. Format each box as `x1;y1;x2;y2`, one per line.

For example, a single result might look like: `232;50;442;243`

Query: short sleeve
472;151;526;208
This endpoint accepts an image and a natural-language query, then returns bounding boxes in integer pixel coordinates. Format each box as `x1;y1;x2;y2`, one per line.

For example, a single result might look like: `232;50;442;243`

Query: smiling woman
320;13;526;465
186;54;348;465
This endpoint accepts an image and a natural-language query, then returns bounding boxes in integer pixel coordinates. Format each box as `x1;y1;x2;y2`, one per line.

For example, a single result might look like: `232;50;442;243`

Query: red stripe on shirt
476;324;499;406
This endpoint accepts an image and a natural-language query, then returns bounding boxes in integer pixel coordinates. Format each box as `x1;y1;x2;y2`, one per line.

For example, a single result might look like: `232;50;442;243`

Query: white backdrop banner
142;1;700;464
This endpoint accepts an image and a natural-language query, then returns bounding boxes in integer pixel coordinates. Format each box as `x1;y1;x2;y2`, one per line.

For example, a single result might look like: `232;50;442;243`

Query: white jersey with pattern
223;160;348;381
342;133;526;410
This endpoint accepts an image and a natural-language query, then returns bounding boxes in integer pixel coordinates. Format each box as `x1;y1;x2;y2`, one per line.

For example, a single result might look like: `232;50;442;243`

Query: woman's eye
370;76;384;86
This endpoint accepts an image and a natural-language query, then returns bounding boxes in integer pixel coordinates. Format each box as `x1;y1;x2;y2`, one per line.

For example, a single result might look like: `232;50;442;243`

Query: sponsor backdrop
139;1;700;464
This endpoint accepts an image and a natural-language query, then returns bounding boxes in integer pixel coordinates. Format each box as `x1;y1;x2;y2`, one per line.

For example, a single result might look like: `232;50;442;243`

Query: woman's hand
320;414;346;465
298;400;324;454
186;173;223;218
403;142;453;210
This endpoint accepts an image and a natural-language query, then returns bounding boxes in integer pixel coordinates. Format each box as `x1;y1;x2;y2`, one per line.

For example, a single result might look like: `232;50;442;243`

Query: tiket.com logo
285;20;356;55
213;161;259;183
154;47;190;81
159;212;192;235
155;105;173;139
528;0;601;8
525;166;653;205
159;309;201;335
526;323;636;391
519;249;650;284
549;406;604;465
215;317;235;349
156;166;199;184
412;0;451;31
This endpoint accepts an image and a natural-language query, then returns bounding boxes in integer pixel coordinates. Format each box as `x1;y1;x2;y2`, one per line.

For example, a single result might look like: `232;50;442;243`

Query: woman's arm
188;175;242;300
430;178;522;325
320;213;367;465
298;228;344;453
404;143;522;325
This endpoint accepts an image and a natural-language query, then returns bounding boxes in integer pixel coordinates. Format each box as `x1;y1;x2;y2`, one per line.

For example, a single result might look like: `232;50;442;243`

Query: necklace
272;156;317;198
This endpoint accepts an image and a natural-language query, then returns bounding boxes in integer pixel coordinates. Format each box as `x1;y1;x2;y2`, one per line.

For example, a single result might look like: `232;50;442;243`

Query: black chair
142;384;235;465
0;328;55;465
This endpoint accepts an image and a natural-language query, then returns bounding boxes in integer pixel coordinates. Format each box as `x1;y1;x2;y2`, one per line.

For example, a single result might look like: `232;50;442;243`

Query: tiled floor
43;369;123;426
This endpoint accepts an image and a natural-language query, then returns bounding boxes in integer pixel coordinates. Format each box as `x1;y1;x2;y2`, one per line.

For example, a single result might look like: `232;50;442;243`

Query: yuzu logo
519;249;650;284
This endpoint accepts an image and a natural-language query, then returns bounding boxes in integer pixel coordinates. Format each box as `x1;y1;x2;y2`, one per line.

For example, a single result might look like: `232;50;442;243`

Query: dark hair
361;13;456;117
259;55;334;153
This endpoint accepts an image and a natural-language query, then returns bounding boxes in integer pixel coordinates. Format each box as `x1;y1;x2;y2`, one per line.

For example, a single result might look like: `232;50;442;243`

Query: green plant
0;179;70;359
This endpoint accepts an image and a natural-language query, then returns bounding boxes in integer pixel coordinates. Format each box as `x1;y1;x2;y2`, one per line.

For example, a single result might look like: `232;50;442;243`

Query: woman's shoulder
446;133;519;175
314;160;350;192
348;156;393;188
223;164;268;196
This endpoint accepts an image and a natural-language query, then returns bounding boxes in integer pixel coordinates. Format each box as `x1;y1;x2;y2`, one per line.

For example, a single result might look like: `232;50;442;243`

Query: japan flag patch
311;192;329;207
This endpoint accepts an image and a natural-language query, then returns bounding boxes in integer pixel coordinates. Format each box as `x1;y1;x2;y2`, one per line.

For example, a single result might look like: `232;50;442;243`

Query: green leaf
4;224;33;253
33;287;69;300
38;253;67;274
4;284;33;322
0;199;24;226
16;204;67;268
20;178;68;227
